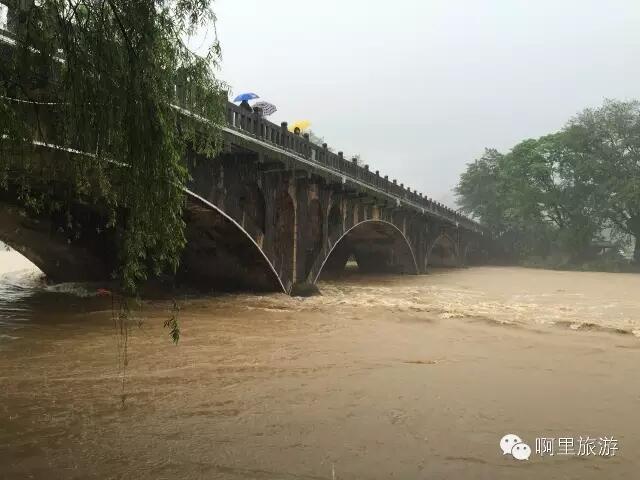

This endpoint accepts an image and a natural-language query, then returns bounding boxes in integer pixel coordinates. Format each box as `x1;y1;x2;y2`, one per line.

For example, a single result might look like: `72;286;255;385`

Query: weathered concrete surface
0;142;489;293
1;140;488;292
0;201;113;282
0;17;490;292
182;144;488;293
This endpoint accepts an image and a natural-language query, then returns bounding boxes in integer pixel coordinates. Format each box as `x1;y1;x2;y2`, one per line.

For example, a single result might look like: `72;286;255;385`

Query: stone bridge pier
181;140;488;293
0;137;489;294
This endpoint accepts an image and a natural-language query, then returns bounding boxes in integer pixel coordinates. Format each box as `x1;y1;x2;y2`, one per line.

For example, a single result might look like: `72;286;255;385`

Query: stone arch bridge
1;101;489;293
0;17;490;294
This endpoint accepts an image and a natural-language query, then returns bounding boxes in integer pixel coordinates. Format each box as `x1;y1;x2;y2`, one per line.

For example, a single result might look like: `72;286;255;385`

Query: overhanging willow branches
0;0;227;293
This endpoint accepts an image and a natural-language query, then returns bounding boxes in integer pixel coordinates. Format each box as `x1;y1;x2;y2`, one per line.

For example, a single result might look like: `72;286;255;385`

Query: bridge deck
0;21;483;234
222;103;482;233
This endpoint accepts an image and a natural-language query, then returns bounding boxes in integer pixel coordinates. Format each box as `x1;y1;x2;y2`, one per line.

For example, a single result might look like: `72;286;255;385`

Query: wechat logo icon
500;433;531;461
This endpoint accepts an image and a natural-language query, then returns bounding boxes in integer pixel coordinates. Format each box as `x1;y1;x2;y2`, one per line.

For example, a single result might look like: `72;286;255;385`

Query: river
1;248;639;479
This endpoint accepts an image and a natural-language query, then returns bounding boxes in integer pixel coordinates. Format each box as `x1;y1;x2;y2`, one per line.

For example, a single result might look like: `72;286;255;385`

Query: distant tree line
456;99;640;268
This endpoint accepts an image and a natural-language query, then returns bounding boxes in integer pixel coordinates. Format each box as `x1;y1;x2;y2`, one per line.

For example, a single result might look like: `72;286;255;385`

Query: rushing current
1;248;639;479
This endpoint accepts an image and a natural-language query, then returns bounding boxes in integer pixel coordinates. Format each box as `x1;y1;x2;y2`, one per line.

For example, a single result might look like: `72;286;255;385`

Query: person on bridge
239;99;253;112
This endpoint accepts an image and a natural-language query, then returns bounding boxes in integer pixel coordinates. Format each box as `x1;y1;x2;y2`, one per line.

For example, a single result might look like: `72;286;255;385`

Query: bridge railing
0;1;483;233
225;102;483;232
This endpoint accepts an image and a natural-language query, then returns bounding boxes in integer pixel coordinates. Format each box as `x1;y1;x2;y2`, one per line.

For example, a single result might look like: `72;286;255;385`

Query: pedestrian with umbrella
252;101;277;117
234;92;259;112
289;120;311;135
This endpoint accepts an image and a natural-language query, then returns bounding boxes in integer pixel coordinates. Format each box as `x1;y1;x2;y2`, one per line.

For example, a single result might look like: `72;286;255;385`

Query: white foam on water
219;273;640;337
43;282;97;298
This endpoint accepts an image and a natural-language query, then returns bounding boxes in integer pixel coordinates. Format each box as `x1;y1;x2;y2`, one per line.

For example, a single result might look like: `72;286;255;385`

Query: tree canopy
456;99;640;266
0;0;226;293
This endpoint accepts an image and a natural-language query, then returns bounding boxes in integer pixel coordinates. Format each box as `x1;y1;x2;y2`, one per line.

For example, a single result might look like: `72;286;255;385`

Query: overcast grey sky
207;0;639;206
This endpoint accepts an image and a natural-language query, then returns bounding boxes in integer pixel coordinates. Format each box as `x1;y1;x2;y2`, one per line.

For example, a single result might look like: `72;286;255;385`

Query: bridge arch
313;219;418;282
1;191;287;292
427;232;460;267
0;201;112;281
182;190;286;292
0;202;104;282
462;240;487;266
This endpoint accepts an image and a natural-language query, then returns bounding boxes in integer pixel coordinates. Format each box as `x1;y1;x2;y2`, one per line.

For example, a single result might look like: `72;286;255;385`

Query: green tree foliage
0;0;226;293
456;99;640;265
456;148;504;231
565;100;640;263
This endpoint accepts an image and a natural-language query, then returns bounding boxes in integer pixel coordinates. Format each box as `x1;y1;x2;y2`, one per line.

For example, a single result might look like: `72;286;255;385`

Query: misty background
203;0;640;206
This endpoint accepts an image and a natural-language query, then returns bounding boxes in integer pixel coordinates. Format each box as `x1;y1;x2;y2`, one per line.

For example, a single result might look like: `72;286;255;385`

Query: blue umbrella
233;92;259;102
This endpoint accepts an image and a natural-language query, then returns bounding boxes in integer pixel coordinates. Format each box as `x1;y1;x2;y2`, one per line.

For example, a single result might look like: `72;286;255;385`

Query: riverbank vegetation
0;1;226;294
456;99;640;271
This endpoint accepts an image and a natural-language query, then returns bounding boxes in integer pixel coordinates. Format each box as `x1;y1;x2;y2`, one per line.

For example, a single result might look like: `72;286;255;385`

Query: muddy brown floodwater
1;251;640;479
